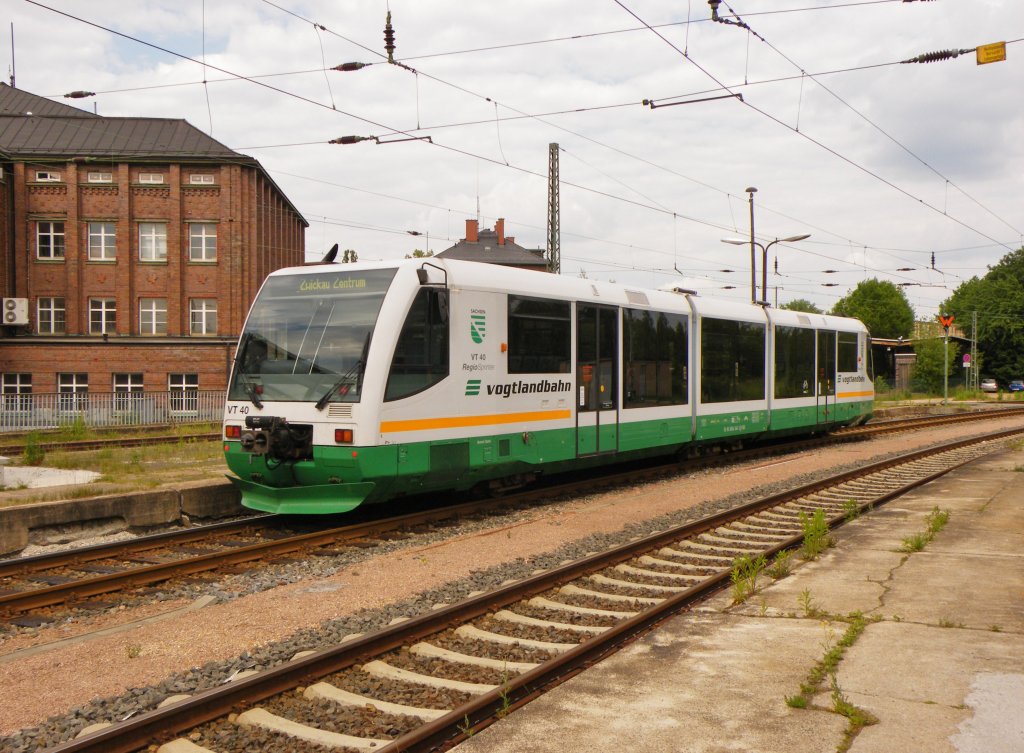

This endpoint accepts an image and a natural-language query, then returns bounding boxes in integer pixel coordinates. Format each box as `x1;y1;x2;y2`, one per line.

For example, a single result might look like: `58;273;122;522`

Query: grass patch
730;553;767;604
799;508;834;560
898;506;951;553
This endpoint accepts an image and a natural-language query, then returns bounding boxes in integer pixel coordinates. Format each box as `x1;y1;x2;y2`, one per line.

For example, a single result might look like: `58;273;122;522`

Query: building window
190;299;217;335
169;373;199;414
35;171;61;182
189;174;215;184
37;221;65;259
139;222;167;261
88;222;117;260
87;171;113;183
139;298;167;335
113;373;144;411
1;373;32;412
58;372;88;411
89;298;116;334
188;223;217;262
138;173;165;184
37;297;66;334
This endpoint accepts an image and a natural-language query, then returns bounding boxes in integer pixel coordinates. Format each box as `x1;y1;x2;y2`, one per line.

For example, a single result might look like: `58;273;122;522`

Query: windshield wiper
314;333;370;411
241;375;264;409
314;360;363;410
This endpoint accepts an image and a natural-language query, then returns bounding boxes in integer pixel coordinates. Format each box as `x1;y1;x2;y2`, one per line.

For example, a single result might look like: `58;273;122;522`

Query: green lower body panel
229;475;377;515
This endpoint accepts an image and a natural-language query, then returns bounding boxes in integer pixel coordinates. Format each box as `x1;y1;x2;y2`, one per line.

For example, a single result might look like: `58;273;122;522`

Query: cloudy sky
6;0;1022;317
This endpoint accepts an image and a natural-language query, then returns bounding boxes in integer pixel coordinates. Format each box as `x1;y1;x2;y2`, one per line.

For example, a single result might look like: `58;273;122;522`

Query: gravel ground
0;416;1022;752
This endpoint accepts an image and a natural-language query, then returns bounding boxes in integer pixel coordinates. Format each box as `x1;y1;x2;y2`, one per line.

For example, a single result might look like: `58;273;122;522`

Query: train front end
222;264;401;514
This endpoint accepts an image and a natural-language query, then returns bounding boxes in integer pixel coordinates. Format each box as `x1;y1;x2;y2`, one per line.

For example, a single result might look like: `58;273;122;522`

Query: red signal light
225;425;242;439
335;428;354;444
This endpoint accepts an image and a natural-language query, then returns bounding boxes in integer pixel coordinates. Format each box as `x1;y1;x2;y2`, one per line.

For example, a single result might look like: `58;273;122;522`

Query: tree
830;279;914;338
341;249;358;263
404;249;434;259
911;337;960;393
780;298;823;314
943;247;1024;385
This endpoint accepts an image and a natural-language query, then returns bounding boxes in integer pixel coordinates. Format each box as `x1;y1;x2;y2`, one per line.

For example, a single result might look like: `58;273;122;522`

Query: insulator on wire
329;135;374;145
333;62;368;72
384;12;396;63
901;48;972;64
63;90;95;98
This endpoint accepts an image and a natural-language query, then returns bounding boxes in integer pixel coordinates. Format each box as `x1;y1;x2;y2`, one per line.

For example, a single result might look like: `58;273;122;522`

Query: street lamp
721;232;811;303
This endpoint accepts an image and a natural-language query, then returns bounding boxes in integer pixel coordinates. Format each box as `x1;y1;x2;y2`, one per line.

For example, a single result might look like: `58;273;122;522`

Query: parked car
1010;380;1024;392
980;378;998;393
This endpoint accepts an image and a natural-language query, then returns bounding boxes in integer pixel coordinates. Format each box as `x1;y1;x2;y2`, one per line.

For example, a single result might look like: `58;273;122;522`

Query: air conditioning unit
2;298;28;325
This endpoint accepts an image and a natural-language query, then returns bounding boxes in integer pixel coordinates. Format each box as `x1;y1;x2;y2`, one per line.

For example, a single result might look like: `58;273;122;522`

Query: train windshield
229;268;397;404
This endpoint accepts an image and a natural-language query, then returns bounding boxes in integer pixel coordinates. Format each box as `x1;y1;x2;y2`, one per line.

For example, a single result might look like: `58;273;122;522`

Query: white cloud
6;0;1021;317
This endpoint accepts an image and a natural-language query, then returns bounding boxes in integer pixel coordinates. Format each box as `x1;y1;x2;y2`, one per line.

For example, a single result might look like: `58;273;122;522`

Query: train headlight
335;428;354;444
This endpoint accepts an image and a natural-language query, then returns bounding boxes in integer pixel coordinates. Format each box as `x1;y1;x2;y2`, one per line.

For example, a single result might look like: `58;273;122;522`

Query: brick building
0;84;306;418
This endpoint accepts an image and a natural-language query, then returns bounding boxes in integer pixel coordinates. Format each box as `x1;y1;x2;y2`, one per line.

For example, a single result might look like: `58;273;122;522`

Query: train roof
268;258;867;333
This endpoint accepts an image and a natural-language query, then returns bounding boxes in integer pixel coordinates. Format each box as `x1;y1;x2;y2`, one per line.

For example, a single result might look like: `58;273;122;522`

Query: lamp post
721;232;811;303
745;188;757;302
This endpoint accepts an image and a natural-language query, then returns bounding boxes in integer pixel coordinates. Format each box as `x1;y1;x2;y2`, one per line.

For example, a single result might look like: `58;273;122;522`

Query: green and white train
223;258;873;514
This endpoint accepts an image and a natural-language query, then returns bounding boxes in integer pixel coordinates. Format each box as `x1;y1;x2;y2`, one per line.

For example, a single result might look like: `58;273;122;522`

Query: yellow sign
976;42;1006;65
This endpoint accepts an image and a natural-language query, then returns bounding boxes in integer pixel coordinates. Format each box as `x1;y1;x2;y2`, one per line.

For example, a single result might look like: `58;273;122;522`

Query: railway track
39;425;1024;753
2;408;1022;626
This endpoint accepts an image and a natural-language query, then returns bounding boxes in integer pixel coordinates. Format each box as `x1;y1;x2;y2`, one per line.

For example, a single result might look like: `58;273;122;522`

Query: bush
22;432;45;466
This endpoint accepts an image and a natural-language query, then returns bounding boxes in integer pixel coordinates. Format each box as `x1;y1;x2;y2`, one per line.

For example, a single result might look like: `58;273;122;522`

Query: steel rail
4;408;1022;617
43;426;1024;753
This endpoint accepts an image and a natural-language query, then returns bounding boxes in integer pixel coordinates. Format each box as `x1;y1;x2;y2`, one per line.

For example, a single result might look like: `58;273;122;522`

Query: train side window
508;296;571;373
623;308;688;407
837;332;858;372
384;288;449;401
774;325;815;398
701;318;766;403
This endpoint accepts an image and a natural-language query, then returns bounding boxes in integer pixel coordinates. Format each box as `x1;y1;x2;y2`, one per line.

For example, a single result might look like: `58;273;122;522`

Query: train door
817;330;836;425
577;304;619;456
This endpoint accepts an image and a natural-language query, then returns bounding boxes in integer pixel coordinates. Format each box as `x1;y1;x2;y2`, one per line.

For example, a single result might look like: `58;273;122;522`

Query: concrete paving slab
452;446;1024;753
1;465;100;489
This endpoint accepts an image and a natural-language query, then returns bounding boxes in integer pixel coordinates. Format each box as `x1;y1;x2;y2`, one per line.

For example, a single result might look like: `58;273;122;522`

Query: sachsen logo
470;309;486;343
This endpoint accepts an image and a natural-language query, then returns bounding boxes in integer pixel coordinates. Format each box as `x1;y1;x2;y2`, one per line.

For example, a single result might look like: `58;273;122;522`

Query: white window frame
189;174;215;185
113;373;145;411
37;221;66;259
138;172;165;184
88;221;117;261
139;222;167;262
35;170;61;182
1;373;32;412
58;372;89;411
89;297;117;335
87;171;113;183
188;223;217;262
139;297;168;335
169;373;199;414
189;298;218;335
37;297;66;334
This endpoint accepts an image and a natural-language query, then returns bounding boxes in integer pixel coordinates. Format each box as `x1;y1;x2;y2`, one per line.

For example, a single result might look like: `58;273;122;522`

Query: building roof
437;228;548;269
0;85;242;161
0;83;306;225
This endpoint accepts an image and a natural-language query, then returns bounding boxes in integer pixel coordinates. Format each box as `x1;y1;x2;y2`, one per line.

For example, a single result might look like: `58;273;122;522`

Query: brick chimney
496;217;505;245
465;219;479;243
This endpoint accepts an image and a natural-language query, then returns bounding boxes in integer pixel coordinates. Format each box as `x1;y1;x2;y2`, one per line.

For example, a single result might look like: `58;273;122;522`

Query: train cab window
837;332;859;372
700;318;765;403
385;288;450;401
508;296;571;374
624;308;688;407
774;325;815;398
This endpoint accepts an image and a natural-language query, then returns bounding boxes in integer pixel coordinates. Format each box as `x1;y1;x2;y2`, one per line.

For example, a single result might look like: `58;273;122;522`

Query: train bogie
223;259;873;514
